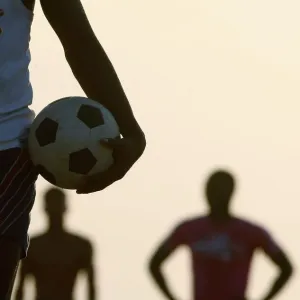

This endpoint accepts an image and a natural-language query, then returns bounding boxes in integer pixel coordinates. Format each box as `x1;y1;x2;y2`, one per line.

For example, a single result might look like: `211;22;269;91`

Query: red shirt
166;216;281;300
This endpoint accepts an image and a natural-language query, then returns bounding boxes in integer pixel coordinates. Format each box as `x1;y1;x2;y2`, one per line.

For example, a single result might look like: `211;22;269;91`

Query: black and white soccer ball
28;96;120;189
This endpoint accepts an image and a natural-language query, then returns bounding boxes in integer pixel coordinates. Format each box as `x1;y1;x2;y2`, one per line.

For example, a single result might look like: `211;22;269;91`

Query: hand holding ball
28;97;120;190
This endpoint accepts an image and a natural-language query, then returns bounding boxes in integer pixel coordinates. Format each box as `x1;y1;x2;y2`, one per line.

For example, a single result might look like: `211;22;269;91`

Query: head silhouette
44;187;67;230
205;169;235;218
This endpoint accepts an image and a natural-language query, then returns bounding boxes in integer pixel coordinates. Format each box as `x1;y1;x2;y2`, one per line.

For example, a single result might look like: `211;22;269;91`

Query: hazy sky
13;0;300;299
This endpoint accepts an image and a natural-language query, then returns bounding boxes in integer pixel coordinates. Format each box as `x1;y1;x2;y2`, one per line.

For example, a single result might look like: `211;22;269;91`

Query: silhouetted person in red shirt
148;170;293;300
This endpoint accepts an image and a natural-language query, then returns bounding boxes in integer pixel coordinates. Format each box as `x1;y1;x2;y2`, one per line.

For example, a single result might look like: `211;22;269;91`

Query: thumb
100;137;122;148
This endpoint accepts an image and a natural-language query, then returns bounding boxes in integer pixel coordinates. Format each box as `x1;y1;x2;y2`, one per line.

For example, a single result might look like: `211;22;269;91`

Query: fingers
101;135;122;144
76;164;125;194
75;176;116;194
77;136;132;194
100;137;123;150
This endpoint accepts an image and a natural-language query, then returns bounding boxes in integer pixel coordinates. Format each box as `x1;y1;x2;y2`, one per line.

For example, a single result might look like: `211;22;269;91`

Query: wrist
132;130;146;154
120;119;145;140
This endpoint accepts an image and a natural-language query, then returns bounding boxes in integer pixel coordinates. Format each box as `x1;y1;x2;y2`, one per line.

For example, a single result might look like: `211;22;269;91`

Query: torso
0;0;35;150
174;216;273;300
26;232;92;300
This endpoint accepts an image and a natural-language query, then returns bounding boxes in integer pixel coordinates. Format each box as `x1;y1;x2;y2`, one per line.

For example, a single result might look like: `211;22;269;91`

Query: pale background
12;0;300;299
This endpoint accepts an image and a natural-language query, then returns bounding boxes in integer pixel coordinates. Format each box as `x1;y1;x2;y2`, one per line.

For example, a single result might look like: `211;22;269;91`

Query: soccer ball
28;96;120;189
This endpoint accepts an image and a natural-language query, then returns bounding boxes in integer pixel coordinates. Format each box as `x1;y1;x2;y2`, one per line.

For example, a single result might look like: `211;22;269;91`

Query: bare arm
86;263;96;300
80;243;96;300
40;0;145;193
260;250;293;300
148;243;179;300
256;228;294;300
39;0;144;139
148;223;187;300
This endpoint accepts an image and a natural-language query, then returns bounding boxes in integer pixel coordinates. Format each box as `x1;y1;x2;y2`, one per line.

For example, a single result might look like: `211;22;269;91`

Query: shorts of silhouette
0;147;38;259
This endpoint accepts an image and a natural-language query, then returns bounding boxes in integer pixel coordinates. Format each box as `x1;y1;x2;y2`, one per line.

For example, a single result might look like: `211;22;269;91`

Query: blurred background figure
14;187;96;300
148;169;294;300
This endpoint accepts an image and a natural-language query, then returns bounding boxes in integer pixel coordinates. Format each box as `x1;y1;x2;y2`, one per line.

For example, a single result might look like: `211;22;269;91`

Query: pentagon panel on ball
35;117;59;147
28;96;120;190
69;148;98;175
77;104;105;129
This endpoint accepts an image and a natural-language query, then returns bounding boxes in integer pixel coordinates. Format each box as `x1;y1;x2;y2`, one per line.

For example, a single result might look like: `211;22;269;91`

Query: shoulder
174;215;208;231
29;234;46;246
68;233;93;251
232;217;271;238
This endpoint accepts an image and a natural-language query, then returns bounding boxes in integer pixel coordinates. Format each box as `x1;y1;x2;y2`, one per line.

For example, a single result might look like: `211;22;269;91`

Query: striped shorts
0;147;38;259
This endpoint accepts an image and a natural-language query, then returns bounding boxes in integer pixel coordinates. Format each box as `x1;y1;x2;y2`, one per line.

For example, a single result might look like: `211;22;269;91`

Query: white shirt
0;0;35;150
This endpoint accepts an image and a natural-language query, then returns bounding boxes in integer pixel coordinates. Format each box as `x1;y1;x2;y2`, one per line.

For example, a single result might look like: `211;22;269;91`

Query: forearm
149;268;178;300
88;286;96;300
40;0;144;138
64;42;143;138
87;269;96;300
261;271;293;300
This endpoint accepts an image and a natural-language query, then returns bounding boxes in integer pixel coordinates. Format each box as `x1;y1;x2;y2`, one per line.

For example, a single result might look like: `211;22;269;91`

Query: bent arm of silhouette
86;260;96;300
148;224;186;300
82;242;96;300
258;229;293;300
260;250;293;300
148;243;179;300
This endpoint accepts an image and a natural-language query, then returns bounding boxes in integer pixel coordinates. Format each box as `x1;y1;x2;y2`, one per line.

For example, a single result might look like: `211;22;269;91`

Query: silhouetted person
15;188;96;300
148;170;293;300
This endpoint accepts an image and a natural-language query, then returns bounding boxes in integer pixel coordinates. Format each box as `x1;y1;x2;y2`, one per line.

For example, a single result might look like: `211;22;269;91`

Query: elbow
286;265;294;278
137;131;146;156
148;259;156;273
281;263;294;279
148;258;161;276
